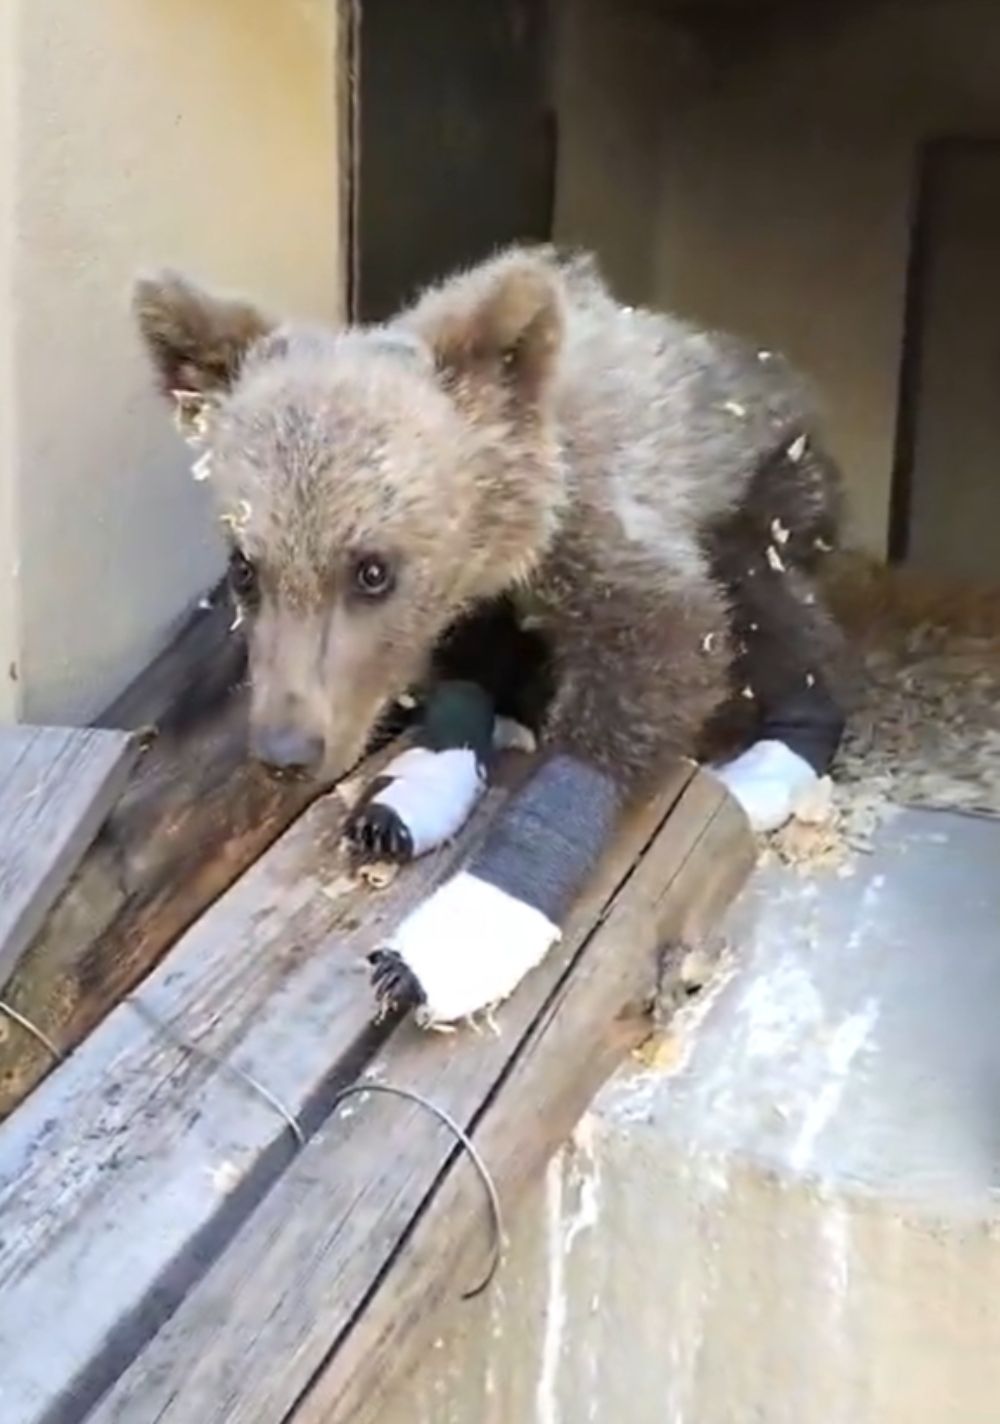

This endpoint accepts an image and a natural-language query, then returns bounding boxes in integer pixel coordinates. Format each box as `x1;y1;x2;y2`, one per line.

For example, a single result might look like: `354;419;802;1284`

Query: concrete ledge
387;807;1000;1424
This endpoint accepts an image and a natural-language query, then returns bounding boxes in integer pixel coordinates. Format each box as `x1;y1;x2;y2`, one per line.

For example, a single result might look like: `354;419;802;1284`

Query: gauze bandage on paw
711;739;819;833
370;747;486;857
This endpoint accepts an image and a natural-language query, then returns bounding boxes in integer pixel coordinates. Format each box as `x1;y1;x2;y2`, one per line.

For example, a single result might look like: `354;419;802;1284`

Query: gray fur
133;246;846;796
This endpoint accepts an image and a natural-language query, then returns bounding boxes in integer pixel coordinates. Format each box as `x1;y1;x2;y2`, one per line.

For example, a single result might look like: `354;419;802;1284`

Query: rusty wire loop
328;1080;505;1299
125;1000;504;1298
0;999;63;1063
125;996;305;1147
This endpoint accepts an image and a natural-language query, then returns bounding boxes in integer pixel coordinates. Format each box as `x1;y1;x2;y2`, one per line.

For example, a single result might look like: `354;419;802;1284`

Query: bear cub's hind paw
368;948;427;1021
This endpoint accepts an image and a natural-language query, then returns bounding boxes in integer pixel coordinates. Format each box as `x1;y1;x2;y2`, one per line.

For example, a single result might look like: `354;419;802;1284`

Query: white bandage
711;739;819;833
371;746;486;857
385;871;560;1026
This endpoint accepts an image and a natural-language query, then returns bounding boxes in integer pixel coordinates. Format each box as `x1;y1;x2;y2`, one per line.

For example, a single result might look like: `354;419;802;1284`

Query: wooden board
0;590;315;1119
0;725;140;996
0;747;524;1424
301;779;754;1424
22;769;750;1424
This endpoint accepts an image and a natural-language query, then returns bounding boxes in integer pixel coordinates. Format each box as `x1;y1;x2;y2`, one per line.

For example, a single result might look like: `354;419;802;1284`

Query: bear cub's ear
132;269;274;403
407;251;565;408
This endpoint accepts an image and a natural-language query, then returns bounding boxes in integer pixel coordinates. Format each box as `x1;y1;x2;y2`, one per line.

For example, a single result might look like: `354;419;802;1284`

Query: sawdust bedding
762;551;1000;873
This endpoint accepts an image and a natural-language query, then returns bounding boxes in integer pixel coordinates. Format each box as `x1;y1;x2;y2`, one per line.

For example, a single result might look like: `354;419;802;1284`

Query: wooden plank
0;749;527;1424
0;589;314;1119
302;779;755;1424
86;771;752;1424
0;725;140;995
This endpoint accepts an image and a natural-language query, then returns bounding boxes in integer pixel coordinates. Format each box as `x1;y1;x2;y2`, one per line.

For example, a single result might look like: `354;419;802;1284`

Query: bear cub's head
133;250;567;783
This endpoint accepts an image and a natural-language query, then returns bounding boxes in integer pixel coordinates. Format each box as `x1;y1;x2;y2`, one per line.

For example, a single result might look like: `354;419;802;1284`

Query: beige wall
555;0;1000;558
0;7;17;721
1;0;342;723
552;0;688;308
905;144;1000;582
653;1;1000;556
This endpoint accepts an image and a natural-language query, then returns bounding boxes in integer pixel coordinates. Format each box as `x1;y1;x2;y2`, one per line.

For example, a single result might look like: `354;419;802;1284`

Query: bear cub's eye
353;554;395;599
229;551;258;597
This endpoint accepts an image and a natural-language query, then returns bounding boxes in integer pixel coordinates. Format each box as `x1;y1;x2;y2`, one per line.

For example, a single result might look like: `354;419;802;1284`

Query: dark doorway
891;138;1000;581
354;0;556;324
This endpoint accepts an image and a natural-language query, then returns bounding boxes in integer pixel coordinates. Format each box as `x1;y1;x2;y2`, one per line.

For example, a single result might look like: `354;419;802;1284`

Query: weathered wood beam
0;592;314;1119
0;751;524;1424
0;726;140;995
300;777;753;1424
80;771;751;1424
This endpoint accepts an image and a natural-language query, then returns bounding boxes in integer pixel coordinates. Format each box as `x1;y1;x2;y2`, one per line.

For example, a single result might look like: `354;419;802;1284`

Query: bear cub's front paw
345;796;415;865
368;871;561;1029
345;746;486;865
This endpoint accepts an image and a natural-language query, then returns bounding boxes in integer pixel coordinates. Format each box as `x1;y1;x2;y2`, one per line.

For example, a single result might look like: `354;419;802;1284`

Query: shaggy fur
133;246;845;796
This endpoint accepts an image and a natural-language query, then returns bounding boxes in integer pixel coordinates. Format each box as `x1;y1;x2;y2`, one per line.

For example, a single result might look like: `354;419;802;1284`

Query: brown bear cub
133;246;847;1027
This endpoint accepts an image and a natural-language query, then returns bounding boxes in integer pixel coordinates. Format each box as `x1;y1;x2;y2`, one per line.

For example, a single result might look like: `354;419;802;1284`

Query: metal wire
329;1081;504;1299
0;999;63;1062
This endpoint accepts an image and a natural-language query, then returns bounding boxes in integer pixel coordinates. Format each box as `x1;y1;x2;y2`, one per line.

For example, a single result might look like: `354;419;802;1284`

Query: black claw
345;802;415;865
368;949;425;1021
389;815;413;860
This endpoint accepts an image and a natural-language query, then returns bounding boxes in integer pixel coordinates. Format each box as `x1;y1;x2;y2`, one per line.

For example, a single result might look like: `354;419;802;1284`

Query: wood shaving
171;389;209;440
357;861;398;890
219;499;252;533
761;778;898;876
836;633;1000;816
171;391;214;449
632;1033;682;1071
770;517;791;546
191;450;213;482
764;554;1000;873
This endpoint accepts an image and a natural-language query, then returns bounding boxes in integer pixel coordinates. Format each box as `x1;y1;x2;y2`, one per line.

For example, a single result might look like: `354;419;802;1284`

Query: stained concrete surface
384;807;1000;1424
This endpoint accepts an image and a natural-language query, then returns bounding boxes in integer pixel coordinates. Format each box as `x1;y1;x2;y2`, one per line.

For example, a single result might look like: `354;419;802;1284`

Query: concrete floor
384;807;1000;1424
